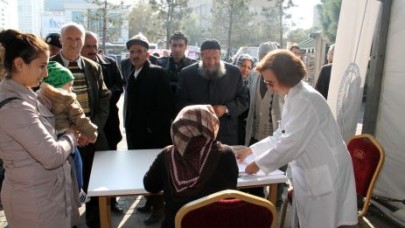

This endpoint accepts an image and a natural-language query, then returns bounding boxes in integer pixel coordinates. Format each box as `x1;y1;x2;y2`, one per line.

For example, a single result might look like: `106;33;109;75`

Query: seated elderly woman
143;104;239;228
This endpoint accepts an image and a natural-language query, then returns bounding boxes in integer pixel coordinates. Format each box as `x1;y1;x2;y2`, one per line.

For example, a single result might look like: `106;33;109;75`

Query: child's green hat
43;61;74;88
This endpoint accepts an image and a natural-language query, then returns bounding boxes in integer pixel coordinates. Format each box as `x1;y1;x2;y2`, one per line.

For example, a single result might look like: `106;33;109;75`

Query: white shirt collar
60;53;84;69
133;66;143;79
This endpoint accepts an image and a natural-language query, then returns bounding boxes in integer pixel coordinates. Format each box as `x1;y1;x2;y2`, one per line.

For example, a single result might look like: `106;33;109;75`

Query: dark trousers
78;144;100;227
81;142;121;227
143;195;164;216
79;144;95;192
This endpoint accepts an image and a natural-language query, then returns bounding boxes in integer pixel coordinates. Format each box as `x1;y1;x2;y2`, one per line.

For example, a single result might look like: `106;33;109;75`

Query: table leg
99;196;111;228
268;183;278;205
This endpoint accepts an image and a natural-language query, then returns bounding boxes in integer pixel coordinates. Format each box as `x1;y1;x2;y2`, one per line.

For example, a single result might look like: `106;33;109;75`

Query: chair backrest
347;133;385;217
175;189;277;228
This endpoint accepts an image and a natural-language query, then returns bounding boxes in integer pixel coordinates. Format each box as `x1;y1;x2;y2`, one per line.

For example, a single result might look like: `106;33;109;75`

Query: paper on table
229;145;249;153
238;154;266;176
237;154;285;177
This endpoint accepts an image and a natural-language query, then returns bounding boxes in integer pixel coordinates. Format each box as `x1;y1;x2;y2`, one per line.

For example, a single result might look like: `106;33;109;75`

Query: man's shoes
144;214;160;225
111;202;124;214
136;204;152;213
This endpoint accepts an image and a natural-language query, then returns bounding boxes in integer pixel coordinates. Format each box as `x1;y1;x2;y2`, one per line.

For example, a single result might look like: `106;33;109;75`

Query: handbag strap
0;97;19;109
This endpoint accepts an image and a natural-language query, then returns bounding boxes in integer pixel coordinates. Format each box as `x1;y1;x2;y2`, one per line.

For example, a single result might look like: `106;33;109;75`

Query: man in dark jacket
156;32;197;94
121;54;158;82
176;39;249;145
315;44;335;99
81;31;125;214
122;33;173;149
122;33;174;224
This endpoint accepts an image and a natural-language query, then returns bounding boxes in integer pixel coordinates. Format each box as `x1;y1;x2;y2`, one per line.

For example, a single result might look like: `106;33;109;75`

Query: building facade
17;0;44;35
42;0;130;47
0;0;18;30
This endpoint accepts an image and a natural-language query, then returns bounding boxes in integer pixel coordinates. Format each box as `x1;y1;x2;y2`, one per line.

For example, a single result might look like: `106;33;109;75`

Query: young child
38;61;98;204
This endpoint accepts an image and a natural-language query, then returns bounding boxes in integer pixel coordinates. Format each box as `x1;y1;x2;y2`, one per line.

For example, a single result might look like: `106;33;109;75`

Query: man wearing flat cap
122;33;173;225
122;32;173;149
121;36;158;80
176;39;249;145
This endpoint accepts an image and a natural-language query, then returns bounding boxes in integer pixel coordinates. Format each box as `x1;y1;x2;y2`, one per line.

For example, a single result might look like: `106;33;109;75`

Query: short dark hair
256;49;306;88
200;39;221;51
170;32;188;45
45;33;62;48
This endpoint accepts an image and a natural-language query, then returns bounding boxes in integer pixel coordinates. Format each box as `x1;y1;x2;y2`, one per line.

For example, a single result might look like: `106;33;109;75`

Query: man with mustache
50;22;111;228
176;39;249;145
122;33;174;225
81;31;125;214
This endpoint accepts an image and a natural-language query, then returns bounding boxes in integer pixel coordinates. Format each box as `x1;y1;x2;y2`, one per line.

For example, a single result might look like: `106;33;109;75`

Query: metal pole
362;0;392;135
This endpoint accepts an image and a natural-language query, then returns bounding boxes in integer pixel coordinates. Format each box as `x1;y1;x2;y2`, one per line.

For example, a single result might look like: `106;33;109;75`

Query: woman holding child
0;29;80;228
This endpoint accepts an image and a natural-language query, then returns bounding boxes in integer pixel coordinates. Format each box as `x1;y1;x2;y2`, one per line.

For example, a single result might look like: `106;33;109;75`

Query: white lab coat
250;81;358;228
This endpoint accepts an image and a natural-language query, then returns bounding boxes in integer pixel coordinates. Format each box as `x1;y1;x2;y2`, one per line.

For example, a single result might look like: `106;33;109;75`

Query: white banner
327;0;381;141
374;0;405;202
41;11;65;37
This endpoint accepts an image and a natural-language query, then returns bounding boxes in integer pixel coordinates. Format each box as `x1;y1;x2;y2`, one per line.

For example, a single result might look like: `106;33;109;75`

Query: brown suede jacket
38;83;98;142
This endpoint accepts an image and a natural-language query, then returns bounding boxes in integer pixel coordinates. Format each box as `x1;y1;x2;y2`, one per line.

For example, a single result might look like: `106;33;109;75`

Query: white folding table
87;149;288;228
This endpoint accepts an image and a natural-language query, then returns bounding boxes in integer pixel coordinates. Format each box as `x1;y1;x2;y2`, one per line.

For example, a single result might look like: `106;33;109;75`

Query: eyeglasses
263;79;274;86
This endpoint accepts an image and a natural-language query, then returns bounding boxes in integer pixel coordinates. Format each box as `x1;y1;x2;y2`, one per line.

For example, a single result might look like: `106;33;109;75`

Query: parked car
186;46;200;60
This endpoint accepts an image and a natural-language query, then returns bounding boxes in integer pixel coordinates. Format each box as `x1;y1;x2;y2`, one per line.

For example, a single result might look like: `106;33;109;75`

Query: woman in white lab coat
237;50;358;228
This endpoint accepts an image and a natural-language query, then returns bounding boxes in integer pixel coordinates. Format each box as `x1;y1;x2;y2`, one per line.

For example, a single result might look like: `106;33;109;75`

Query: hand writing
245;162;260;175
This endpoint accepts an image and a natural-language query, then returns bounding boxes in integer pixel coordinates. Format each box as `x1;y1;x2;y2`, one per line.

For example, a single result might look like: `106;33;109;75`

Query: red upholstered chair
279;134;385;227
175;189;277;228
347;133;385;217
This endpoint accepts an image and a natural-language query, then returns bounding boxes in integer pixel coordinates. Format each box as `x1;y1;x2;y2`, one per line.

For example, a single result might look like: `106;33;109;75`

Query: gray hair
85;31;99;41
327;44;335;57
60;22;85;41
258;41;278;60
327;44;335;63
